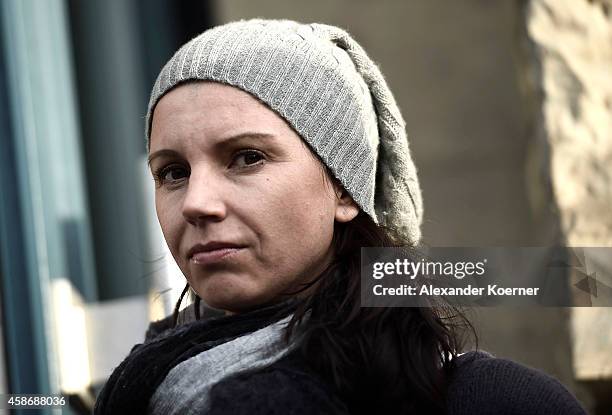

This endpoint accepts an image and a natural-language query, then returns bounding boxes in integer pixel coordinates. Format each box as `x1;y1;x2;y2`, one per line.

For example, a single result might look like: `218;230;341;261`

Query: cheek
155;193;183;254
291;170;336;227
257;167;336;261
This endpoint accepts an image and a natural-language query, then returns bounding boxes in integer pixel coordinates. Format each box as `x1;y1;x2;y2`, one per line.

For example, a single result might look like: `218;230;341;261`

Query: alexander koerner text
373;284;540;296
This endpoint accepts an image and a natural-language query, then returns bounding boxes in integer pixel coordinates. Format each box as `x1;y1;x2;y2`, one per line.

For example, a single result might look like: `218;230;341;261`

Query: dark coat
95;303;587;415
205;348;587;415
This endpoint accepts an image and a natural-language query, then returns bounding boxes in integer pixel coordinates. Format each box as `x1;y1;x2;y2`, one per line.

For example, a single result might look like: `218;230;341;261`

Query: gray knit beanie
146;19;423;245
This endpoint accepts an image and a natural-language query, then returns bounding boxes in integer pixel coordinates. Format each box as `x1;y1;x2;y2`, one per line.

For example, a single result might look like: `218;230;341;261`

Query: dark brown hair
283;211;475;414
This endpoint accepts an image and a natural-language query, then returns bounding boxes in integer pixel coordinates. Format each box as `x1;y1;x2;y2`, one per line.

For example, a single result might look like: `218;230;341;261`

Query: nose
182;170;227;225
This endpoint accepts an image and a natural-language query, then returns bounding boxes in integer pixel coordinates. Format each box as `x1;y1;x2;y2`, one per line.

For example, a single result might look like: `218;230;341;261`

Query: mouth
187;242;246;265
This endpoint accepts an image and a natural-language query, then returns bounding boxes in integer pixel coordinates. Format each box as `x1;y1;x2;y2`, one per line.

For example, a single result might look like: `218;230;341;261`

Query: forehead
152;82;267;128
149;82;291;150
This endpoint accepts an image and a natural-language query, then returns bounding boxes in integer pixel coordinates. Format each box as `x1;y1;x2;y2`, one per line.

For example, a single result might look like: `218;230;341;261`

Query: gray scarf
148;314;296;414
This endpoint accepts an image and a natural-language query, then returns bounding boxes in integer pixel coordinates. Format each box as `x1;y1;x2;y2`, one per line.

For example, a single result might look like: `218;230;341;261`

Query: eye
154;164;189;186
232;150;265;168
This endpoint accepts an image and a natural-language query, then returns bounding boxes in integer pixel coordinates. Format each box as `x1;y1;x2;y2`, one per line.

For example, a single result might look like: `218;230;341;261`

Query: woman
94;19;587;414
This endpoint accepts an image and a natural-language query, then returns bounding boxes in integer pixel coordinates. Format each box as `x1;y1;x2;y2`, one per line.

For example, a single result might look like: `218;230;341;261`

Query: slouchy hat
146;19;423;245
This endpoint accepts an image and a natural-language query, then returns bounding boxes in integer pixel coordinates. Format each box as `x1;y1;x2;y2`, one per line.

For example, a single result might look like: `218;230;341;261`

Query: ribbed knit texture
145;19;423;244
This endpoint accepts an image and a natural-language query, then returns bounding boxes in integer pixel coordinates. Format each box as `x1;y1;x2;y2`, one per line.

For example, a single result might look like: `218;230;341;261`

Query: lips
187;241;246;265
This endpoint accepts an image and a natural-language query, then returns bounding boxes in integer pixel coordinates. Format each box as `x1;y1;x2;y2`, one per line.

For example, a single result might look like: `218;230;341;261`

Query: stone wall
522;0;612;411
525;0;611;246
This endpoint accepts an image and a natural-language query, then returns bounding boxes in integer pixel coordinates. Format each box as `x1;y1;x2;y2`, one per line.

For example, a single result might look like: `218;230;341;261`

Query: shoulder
206;353;349;415
447;351;587;415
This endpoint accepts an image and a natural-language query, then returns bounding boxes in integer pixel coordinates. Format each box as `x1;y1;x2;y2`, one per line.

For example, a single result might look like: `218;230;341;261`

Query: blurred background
0;0;610;413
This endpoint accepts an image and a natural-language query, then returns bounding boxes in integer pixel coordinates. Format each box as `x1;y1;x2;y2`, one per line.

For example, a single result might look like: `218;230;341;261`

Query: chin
194;274;272;314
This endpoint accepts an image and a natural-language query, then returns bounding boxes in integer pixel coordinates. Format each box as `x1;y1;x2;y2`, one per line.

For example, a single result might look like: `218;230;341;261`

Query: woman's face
149;82;358;313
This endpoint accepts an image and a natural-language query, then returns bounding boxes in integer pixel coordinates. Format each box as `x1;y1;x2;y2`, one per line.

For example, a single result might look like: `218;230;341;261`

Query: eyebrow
147;132;277;167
